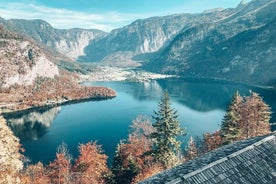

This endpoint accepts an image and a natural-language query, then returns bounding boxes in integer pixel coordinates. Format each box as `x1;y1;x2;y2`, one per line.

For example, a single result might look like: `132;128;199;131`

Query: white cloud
0;2;144;32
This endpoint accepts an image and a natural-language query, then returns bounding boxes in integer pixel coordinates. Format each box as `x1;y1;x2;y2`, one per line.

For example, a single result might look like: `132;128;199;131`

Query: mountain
0;25;115;112
0;18;106;60
79;0;276;85
0;25;59;87
78;10;239;66
1;0;275;85
146;0;276;85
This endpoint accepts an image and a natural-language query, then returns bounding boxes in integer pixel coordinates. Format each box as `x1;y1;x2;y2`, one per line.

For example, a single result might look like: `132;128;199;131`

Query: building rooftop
140;132;276;184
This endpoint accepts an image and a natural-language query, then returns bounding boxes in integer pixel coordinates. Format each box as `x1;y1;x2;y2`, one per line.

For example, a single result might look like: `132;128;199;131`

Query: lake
3;78;276;165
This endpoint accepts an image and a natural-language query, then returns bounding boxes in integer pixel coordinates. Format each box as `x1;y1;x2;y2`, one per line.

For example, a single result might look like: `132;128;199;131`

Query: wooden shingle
140;132;276;184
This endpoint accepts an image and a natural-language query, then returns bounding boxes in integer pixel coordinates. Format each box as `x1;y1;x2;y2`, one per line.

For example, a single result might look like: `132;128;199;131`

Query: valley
0;0;275;183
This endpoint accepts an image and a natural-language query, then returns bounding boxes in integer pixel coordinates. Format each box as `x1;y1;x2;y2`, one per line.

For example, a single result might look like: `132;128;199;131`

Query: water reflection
2;79;275;164
4;107;61;141
92;79;276;128
157;79;256;112
89;80;163;101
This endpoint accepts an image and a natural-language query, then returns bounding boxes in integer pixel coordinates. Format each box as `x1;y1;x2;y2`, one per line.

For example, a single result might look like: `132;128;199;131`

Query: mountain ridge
0;0;275;86
0;18;106;60
143;0;276;85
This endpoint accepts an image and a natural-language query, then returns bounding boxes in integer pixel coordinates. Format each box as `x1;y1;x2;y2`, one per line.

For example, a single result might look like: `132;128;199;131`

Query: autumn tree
220;91;243;144
23;162;50;184
112;142;141;184
111;116;159;184
48;154;71;184
203;131;223;152
149;91;185;169
241;91;271;138
48;142;72;184
221;91;271;144
73;141;110;184
0;114;23;183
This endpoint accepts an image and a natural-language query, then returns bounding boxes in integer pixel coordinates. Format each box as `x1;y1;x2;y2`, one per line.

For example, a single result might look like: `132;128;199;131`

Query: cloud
0;2;143;32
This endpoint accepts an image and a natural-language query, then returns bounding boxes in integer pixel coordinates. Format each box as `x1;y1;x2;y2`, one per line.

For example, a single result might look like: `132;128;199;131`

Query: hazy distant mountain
0;18;106;60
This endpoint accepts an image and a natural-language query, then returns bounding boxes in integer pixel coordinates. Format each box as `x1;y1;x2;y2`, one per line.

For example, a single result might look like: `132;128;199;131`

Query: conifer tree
185;136;198;160
221;91;243;144
149;91;185;169
111;141;140;184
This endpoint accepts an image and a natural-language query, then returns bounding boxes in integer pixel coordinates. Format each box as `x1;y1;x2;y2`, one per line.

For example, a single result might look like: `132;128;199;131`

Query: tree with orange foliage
112;116;162;184
48;153;71;184
23;162;50;184
241;91;271;139
73;141;110;184
203;131;223;152
221;91;271;144
0;114;24;183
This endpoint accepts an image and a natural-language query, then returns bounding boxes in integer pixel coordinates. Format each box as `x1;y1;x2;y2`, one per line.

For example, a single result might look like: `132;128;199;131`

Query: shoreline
176;76;275;90
80;66;175;83
79;66;274;89
1;95;116;115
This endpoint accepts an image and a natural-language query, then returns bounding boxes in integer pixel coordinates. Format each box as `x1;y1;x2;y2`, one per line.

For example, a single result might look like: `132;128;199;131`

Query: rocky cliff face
0;26;59;87
79;15;191;63
0;19;106;60
79;11;236;65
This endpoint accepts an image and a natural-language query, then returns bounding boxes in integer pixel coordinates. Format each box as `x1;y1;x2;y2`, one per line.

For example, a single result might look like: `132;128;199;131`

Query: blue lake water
4;78;276;164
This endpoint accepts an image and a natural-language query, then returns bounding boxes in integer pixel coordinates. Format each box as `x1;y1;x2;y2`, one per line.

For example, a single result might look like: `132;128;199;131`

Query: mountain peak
237;0;249;8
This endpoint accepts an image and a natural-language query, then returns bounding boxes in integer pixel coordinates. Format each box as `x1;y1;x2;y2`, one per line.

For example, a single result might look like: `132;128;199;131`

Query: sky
0;0;249;32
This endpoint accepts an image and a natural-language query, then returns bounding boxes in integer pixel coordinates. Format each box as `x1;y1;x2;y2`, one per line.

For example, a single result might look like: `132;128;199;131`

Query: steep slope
146;0;276;85
0;26;116;112
0;25;59;87
0;18;106;60
78;11;236;66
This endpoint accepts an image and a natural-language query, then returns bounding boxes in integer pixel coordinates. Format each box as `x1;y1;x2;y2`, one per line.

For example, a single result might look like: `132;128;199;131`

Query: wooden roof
140;132;276;184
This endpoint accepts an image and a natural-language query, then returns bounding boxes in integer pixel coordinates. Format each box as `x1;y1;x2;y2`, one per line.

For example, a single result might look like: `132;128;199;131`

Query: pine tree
221;91;243;144
111;141;140;184
185;136;198;160
149;91;185;169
